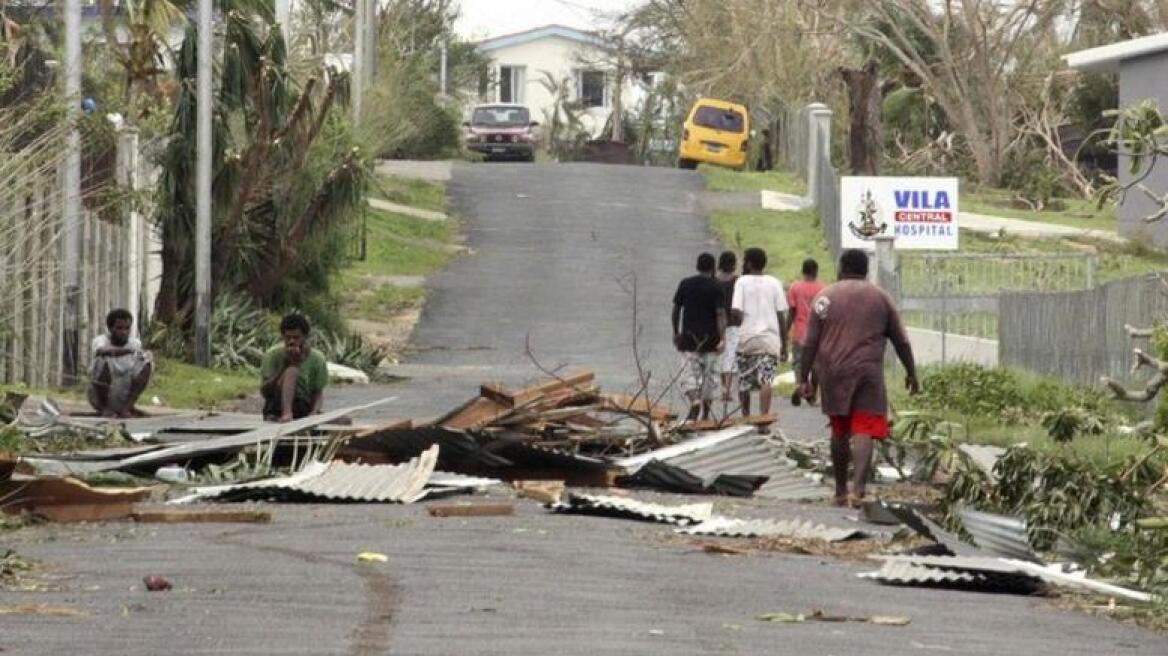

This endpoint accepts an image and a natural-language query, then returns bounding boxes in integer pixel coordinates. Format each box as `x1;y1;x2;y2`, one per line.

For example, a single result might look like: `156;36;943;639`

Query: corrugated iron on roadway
551;493;713;526
174;445;441;504
679;517;872;542
957;506;1041;562
613;426;827;500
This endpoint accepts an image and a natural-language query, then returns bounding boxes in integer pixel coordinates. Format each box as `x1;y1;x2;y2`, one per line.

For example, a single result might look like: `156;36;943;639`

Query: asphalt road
1;163;1162;654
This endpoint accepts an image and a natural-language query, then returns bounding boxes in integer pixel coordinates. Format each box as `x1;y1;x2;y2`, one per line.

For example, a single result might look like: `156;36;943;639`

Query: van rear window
693;106;745;133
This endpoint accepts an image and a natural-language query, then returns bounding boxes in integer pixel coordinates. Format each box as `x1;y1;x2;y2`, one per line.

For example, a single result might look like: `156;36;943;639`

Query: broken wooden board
440;396;513;430
491;372;596;408
0;476;156;522
426;503;515;517
131;508;272;524
513;480;565;504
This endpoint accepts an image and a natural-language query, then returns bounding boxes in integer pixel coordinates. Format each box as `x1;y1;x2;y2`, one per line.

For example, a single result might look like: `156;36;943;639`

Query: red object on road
143;575;172;591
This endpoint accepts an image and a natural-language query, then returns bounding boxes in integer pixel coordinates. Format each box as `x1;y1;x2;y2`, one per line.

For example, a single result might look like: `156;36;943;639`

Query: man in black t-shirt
672;252;727;421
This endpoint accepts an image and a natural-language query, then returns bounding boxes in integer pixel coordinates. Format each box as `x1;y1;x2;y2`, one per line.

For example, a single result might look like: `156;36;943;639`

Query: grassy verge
1;356;256;412
700;164;804;195
338;175;456;325
148;357;256;409
710;207;831;282
368;174;447;213
962;187;1117;233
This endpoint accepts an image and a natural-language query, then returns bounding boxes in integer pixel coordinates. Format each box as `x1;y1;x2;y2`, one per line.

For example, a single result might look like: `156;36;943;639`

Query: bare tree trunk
839;59;883;175
611;67;624;143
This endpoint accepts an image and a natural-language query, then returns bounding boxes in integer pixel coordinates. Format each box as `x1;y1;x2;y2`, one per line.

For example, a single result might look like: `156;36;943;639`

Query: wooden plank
35;502;135;523
479;382;515;408
131;509;272;524
509;372;595;406
512;480;564;504
440;396;512;430
741;413;776;426
426;503;515;518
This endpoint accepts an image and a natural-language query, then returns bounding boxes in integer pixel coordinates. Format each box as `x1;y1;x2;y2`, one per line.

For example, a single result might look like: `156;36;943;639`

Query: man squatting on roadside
89;309;153;418
797;249;920;507
260;313;329;423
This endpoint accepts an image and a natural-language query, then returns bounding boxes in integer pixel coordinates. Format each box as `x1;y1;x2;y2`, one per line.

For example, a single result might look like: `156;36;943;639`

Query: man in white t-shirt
731;247;789;430
88;309;153;418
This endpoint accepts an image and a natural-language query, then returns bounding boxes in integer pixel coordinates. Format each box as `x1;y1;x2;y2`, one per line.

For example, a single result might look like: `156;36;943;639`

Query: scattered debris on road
426;502;515;517
142;575;172;592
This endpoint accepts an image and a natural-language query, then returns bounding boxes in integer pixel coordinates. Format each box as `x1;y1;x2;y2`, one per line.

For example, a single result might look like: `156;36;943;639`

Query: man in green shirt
260;314;328;422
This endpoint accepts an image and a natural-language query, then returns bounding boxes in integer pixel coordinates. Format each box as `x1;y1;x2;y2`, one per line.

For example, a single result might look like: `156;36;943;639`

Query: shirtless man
797;249;919;507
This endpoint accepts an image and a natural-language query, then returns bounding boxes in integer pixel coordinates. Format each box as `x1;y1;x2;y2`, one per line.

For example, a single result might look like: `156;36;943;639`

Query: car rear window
693;106;745;133
471;106;531;127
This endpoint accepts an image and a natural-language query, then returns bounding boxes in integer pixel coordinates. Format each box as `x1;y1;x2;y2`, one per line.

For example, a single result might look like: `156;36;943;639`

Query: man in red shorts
796;249;920;507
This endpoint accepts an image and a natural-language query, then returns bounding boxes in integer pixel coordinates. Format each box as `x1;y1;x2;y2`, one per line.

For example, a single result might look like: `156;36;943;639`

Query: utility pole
61;0;82;386
352;0;365;125
439;43;447;97
194;0;213;366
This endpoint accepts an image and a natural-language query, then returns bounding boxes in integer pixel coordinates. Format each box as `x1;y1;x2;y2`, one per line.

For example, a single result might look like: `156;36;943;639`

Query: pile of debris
1;371;826;522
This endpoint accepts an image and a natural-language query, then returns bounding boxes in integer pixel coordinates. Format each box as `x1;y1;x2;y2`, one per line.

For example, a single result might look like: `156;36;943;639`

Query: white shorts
719;326;740;374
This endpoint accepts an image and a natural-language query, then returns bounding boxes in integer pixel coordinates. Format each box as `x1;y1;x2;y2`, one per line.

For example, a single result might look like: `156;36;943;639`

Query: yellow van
678;98;750;170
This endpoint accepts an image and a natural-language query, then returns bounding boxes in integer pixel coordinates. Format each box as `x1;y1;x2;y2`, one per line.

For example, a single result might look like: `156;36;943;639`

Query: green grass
337;175;459;325
344;208;453;278
369;174;447;212
700;164;804;195
710;207;831;282
1;356;256;412
962;187;1117;233
148;357;256;409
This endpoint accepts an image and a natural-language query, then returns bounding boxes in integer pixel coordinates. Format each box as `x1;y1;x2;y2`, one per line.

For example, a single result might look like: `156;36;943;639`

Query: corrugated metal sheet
551;493;713;525
957;507;1041;562
617;460;767;497
344;425;514;470
958;444;1006;479
860;559;1041;593
174;445;439;504
679;517;872;542
883;502;985;557
614;428;827;500
863;555;1155;601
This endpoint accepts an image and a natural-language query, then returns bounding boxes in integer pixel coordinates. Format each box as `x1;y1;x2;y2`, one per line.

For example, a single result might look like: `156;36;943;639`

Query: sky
454;0;645;40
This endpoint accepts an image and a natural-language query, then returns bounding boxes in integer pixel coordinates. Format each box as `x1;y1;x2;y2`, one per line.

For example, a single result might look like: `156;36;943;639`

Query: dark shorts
262;390;312;420
829;412;889;439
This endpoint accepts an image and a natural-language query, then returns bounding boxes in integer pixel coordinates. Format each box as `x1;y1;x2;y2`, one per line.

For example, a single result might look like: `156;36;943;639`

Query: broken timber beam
426;503;515;517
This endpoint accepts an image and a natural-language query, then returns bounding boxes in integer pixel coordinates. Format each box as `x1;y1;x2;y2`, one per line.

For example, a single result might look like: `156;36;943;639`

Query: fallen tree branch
1103;349;1168;401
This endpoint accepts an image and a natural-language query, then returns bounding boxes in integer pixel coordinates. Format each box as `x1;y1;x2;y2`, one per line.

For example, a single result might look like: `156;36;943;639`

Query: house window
498;65;525;103
577;70;606;108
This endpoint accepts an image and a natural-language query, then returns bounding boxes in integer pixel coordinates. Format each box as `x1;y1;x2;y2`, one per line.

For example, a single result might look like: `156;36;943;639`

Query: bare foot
278;414;293;423
101;410;119;419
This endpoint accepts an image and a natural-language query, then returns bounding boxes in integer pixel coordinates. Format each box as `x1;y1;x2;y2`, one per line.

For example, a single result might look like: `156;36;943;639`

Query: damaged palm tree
154;6;366;327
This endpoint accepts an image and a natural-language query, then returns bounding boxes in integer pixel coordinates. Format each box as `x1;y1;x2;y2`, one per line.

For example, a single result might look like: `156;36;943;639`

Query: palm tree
535;70;587;161
154;3;365;327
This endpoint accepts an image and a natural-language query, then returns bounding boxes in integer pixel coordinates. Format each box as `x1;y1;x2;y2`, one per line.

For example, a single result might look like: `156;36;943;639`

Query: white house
476;24;650;138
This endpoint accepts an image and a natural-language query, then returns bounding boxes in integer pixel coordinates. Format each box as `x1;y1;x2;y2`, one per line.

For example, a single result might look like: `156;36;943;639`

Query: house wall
1118;52;1168;245
481;36;644;138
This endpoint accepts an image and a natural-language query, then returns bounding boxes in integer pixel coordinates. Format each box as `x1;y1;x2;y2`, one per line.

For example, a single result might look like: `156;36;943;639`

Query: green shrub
916;363;1112;423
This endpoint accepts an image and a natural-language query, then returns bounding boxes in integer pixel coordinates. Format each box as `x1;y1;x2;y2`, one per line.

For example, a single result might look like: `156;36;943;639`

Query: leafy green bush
915;363;1112;423
314;330;390;375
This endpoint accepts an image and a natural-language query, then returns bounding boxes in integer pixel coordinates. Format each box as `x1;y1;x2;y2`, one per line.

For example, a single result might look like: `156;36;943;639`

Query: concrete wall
905;327;999;368
481;37;645;138
1118;52;1168;245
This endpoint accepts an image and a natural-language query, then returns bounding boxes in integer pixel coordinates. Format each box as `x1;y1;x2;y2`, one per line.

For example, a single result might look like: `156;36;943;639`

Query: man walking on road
797;249;919;507
787;258;824;406
261;313;329;422
732;247;788;431
716;251;741;407
672;252;727;421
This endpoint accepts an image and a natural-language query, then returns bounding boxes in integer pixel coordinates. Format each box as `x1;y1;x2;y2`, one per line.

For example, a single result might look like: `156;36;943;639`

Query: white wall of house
480;34;647;138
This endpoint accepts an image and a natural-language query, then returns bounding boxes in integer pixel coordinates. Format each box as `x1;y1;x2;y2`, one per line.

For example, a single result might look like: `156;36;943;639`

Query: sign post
840;176;959;251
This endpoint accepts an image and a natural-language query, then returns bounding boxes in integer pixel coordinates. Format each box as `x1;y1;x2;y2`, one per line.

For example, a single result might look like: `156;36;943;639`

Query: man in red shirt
797;249;920;507
786;258;824;406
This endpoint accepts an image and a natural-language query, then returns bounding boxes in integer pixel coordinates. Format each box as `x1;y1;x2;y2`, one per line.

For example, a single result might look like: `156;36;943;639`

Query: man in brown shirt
797;249;920;507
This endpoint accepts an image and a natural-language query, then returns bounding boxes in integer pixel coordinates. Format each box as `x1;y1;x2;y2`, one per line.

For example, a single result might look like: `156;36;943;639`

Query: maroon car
463;104;538;162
